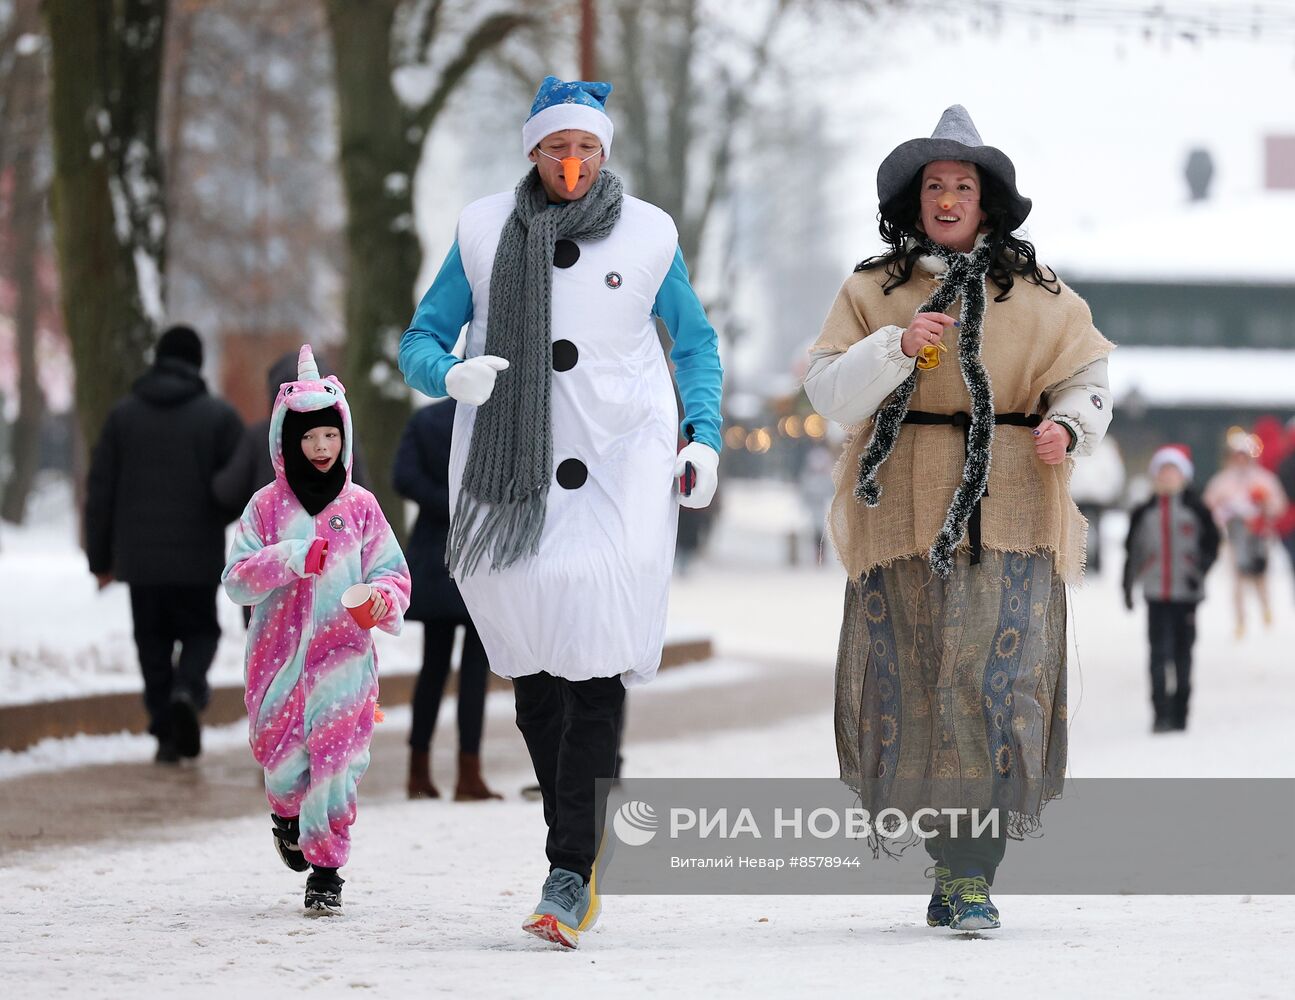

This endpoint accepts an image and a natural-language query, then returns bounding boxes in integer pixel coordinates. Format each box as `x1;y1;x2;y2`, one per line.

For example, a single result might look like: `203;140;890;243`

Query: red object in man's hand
679;462;696;497
678;430;698;497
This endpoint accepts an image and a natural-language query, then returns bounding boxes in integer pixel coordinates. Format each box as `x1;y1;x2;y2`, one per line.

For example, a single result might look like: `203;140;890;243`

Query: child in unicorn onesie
223;345;411;916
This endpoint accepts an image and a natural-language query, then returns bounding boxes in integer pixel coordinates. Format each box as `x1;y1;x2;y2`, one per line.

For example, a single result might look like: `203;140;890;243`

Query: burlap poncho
814;266;1113;584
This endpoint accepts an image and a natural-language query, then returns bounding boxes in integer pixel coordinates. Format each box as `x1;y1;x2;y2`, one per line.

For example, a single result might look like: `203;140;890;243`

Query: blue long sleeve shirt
398;242;724;453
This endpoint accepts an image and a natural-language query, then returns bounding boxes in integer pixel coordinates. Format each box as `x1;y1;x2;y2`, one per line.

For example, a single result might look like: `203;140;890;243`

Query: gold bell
916;342;947;371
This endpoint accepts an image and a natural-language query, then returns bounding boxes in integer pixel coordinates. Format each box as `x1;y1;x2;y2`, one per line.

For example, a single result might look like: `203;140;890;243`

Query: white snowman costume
400;191;722;688
454;192;685;685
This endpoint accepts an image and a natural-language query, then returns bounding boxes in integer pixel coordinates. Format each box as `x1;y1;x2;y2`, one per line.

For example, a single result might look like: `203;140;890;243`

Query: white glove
444;355;510;406
674;442;719;510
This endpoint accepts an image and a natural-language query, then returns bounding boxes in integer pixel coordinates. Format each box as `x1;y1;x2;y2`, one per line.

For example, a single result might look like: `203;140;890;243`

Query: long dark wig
856;165;1059;301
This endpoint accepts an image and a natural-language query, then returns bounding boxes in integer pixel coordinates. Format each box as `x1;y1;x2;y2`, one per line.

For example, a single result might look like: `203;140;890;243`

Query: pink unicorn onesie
223;344;410;915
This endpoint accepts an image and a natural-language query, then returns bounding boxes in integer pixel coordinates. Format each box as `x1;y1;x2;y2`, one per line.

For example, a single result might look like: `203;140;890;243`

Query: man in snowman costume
399;76;723;948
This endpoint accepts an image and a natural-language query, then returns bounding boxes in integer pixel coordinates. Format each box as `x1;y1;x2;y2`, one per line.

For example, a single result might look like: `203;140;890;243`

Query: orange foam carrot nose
561;156;582;192
937;193;958;211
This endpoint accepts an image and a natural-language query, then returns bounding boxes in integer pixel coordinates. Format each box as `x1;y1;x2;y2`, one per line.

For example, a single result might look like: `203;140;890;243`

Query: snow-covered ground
4;692;1291;998
3;476;1294;996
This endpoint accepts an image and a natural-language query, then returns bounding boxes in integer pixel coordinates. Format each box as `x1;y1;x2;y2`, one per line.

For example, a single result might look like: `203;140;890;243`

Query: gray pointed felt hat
876;105;1031;231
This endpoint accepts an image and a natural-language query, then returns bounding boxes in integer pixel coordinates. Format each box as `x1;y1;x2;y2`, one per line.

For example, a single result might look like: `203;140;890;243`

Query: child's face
1154;465;1186;495
301;426;341;473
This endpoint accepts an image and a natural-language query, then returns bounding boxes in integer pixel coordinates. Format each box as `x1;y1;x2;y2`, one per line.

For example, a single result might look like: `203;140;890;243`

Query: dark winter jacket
1123;488;1220;607
85;357;244;586
393;399;468;622
212;351;369;514
1279;450;1295;540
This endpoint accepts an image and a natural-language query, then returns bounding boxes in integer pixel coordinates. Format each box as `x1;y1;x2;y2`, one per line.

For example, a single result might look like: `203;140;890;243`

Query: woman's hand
900;312;957;359
1032;419;1071;465
369;590;389;622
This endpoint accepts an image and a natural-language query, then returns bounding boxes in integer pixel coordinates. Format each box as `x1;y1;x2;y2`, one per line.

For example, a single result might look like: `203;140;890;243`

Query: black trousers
128;584;220;739
513;672;625;883
924;823;1008;884
409;621;489;754
1148;600;1196;724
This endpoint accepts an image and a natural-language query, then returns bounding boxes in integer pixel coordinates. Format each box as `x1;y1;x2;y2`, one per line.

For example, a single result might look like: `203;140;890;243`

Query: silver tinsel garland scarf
853;239;996;576
448;168;624;577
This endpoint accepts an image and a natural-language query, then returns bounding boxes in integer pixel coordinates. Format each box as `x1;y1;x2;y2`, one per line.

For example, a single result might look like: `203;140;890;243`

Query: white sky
812;3;1295;271
407;1;1295;386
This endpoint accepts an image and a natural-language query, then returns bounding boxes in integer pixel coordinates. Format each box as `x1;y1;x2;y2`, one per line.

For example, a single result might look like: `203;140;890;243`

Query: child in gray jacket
1123;445;1220;733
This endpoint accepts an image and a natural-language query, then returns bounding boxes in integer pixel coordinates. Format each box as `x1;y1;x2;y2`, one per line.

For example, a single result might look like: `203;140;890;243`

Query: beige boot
454;752;502;801
407;749;439;799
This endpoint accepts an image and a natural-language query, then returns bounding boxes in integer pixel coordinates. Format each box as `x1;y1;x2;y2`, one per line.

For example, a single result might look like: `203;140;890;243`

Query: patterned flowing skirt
835;550;1067;828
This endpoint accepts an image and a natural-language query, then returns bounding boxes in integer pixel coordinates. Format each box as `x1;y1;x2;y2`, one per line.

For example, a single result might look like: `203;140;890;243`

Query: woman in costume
804;106;1113;931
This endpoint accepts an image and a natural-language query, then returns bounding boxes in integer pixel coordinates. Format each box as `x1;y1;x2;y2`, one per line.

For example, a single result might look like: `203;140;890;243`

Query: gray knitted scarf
448;166;624;576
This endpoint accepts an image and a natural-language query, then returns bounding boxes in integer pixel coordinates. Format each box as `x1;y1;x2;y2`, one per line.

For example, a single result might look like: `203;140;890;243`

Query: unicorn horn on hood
297;344;320;381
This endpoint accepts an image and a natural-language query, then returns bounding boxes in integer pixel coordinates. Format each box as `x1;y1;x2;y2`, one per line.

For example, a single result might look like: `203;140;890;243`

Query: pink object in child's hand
342;583;381;629
305;538;329;575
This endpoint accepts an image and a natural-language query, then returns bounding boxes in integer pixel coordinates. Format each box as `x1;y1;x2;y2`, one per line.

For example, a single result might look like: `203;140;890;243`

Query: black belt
902;410;1042;565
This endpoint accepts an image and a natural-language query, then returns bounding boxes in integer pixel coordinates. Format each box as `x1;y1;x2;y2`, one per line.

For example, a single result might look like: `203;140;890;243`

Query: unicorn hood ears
267;344;354;480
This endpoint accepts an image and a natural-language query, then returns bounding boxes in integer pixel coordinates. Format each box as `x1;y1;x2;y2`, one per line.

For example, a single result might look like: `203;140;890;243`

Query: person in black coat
394;399;500;800
84;326;244;763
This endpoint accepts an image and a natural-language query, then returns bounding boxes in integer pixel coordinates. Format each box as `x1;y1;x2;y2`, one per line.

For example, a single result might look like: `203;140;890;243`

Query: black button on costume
555;458;588;490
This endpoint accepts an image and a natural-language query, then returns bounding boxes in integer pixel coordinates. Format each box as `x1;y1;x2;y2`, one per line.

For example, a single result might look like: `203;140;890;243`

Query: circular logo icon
329;515;345;531
1090;393;1104;410
604;271;623;289
612;800;658;846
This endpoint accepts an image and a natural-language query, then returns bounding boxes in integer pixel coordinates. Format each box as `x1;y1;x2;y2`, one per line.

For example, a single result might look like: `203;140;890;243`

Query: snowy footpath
3;481;1294;998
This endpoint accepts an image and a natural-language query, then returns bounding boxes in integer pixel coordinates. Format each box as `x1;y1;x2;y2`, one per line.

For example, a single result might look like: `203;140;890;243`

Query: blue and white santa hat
521;76;614;159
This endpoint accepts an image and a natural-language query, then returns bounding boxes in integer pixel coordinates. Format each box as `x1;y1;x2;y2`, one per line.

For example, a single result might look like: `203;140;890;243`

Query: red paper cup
342;583;379;629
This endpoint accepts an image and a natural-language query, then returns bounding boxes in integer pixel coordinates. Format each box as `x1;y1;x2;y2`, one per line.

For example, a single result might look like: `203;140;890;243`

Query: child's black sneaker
304;866;344;916
271;813;310;872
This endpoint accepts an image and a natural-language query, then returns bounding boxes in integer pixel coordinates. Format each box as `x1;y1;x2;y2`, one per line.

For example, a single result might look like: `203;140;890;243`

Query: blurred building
1051;151;1295;481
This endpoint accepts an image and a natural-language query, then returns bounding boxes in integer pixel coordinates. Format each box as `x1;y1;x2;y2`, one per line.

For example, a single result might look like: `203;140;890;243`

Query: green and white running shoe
946;874;1001;931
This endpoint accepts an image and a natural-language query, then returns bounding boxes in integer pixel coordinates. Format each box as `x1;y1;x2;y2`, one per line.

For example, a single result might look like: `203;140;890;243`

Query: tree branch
688;0;789;255
411;10;534;136
613;0;656;201
408;0;445;65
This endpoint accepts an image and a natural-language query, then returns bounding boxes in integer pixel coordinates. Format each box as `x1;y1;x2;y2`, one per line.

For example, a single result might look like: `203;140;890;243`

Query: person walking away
393;398;501;801
85;325;244;763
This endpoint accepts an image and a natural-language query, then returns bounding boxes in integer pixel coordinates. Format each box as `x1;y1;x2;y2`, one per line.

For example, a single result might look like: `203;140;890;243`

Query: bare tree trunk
44;0;167;454
323;0;531;522
0;0;46;524
323;0;422;523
